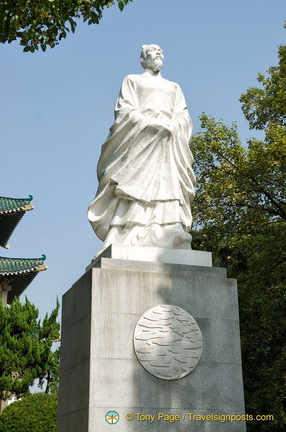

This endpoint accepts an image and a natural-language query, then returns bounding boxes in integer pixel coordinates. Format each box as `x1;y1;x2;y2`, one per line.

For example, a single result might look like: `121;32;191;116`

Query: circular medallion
134;305;202;380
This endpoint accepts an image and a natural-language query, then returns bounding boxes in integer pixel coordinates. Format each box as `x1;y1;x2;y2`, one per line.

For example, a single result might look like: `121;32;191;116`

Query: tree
0;0;133;52
0;392;58;432
190;35;286;431
240;28;286;130
0;297;60;400
191;115;286;237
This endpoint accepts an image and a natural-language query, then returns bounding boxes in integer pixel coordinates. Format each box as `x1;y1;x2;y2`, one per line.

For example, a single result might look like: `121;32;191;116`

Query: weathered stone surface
58;256;246;431
86;245;212;269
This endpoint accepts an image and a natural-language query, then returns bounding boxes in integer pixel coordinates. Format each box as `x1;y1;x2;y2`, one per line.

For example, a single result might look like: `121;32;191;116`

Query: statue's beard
150;57;163;72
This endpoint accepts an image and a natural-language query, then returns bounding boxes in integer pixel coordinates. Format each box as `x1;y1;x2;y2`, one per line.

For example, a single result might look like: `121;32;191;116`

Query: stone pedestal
57;246;246;431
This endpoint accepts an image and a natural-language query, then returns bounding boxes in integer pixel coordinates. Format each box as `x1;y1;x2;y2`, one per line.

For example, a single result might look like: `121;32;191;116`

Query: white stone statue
88;44;196;254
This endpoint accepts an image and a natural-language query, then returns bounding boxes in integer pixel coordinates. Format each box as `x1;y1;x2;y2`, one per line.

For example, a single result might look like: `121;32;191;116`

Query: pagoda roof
0;195;34;249
0;255;47;304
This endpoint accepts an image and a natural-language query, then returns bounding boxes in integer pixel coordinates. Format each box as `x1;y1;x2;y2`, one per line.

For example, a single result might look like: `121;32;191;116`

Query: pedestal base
86;244;213;269
58;249;246;431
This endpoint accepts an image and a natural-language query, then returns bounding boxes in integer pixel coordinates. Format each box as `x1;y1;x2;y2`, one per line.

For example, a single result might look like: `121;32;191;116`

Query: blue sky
0;0;285;318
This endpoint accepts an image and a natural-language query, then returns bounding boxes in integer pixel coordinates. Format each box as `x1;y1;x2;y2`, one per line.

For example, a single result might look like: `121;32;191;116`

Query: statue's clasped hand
149;118;172;134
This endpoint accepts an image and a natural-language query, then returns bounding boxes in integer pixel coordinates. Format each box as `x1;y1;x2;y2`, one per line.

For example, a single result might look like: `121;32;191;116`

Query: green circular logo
105;411;120;424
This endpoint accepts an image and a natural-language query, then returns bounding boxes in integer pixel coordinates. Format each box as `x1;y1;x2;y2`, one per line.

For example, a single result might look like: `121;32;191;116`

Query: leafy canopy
0;297;60;400
0;0;133;52
0;392;58;432
190;29;286;431
240;23;286;130
191;115;286;238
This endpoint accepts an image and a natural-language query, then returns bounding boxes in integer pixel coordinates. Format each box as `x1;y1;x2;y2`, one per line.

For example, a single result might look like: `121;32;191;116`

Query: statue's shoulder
167;79;182;91
120;74;142;89
123;74;141;83
160;77;183;95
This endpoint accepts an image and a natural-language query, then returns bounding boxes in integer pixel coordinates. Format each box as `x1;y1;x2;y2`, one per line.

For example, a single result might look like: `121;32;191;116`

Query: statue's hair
140;44;149;67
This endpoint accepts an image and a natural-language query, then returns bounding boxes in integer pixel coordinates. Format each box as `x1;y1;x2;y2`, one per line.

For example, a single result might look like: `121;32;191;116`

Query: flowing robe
88;73;196;249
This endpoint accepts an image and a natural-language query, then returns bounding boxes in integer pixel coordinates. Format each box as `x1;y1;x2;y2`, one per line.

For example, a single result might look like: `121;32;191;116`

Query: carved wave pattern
134;305;202;380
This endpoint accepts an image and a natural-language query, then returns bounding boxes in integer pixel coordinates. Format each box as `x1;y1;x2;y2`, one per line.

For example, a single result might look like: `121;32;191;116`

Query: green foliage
0;392;58;432
0;297;60;400
191;115;286;235
190;35;286;431
240;23;286;130
0;0;133;52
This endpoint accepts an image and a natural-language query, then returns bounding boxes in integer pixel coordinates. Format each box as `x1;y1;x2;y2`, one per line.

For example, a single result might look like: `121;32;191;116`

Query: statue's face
145;45;164;63
141;44;164;72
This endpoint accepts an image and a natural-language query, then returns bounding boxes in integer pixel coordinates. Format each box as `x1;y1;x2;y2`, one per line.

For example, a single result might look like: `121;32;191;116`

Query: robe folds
88;73;196;248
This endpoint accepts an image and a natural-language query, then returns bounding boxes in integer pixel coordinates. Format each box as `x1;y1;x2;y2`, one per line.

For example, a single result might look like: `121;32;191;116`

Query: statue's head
140;44;164;72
